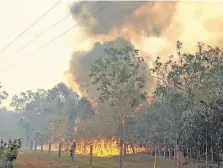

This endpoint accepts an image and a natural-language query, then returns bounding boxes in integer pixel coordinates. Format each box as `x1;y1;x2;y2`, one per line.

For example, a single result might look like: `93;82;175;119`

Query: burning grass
43;137;148;157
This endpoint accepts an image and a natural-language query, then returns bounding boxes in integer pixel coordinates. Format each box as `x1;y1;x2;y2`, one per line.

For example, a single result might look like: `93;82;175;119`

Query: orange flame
135;104;144;112
43;137;148;157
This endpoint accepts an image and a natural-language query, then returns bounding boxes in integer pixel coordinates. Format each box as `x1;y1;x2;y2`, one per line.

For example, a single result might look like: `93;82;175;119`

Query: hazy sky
0;0;79;107
2;0;223;109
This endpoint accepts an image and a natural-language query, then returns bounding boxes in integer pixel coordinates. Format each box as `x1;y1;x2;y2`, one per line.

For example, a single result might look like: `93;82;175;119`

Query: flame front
44;137;148;157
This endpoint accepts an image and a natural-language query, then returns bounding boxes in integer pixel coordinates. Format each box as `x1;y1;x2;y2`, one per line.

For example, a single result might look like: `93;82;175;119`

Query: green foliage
89;45;147;108
143;41;223;161
89;45;147;167
12;82;95;144
0;82;8;104
0;139;22;168
9;40;223;163
10;90;35;112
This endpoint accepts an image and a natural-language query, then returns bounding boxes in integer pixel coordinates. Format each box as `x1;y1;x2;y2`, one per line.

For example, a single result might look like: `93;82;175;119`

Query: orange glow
135;104;144;112
43;136;148;157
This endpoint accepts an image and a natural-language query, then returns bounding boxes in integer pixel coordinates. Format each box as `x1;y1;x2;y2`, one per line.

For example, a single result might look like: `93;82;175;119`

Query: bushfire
43;137;148;157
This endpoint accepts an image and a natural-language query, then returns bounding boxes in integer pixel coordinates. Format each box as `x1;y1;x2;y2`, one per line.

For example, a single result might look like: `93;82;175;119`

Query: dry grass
14;148;175;168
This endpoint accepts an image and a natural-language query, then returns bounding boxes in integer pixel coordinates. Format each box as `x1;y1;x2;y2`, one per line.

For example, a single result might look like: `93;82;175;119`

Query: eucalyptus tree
89;45;147;168
10;90;35;113
0;82;8;104
44;83;95;142
149;41;223;161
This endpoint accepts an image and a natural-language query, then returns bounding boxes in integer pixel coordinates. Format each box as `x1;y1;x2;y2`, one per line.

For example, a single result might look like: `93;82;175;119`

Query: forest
1;41;223;166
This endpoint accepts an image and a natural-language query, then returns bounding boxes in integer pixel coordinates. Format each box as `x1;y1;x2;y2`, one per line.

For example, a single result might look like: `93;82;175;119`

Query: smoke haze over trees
2;1;223;167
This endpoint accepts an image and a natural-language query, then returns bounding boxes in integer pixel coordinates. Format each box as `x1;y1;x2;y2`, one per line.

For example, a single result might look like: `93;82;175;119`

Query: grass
14;148;175;168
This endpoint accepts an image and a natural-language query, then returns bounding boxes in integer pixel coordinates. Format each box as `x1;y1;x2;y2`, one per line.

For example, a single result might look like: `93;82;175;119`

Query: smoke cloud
68;38;131;104
70;1;148;35
68;1;223;105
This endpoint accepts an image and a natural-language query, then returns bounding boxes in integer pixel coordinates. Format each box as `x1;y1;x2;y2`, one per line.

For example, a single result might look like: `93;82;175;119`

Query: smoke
68;1;223;105
70;1;148;35
68;38;131;105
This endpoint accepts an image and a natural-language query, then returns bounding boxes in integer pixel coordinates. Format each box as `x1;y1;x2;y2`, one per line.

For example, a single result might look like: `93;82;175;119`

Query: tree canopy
2;41;223;164
10;82;95;145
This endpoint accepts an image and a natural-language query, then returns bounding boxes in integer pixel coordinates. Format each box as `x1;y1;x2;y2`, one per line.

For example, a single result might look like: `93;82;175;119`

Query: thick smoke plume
70;1;148;35
68;38;131;105
68;1;223;105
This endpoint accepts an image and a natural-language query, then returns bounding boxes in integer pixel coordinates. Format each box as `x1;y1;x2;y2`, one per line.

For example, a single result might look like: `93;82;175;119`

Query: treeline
10;83;95;145
0;108;22;140
2;41;223;166
126;42;223;163
85;42;223;167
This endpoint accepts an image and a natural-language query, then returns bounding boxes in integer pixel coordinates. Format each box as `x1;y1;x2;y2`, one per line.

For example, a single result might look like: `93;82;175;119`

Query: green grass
14;148;175;168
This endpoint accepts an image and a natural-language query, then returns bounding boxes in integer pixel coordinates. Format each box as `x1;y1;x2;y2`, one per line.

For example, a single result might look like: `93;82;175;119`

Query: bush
0;139;22;168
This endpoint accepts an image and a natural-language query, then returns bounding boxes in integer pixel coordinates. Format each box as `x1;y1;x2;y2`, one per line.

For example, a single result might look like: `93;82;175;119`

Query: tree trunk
120;118;126;168
119;102;127;168
90;145;93;165
41;143;43;152
35;141;37;151
130;143;135;154
124;141;127;156
174;142;177;167
49;142;51;156
119;139;123;168
58;143;61;158
154;146;157;168
68;116;75;142
30;141;33;150
164;140;166;159
26;129;30;146
168;147;171;159
205;128;208;168
72;145;74;161
190;147;192;159
187;147;189;159
210;136;213;162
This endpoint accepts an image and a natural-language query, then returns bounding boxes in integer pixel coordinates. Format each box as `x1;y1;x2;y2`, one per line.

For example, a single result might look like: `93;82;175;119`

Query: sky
1;0;223;109
0;0;79;107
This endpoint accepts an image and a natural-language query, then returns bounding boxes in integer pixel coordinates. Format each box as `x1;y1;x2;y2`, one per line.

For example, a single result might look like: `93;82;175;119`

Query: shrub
0;139;22;168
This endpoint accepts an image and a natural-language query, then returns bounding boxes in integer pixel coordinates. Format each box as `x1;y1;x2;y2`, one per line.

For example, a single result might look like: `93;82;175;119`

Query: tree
75;97;95;121
17;116;33;145
89;45;147;168
44;83;95;142
10;90;34;112
69;96;95;140
12;89;47;145
11;82;95;145
0;82;8;104
147;41;223;163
